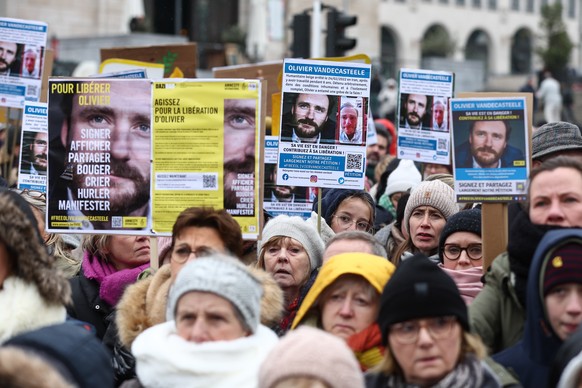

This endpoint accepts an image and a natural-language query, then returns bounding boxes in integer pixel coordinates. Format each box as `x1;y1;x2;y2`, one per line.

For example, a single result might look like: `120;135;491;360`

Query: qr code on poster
346;153;363;171
438;138;448;151
26;85;38;97
203;174;218;189
112;216;122;228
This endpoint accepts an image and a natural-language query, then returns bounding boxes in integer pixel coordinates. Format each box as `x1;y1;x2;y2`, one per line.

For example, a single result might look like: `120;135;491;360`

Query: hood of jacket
522;229;582;365
0;189;70;306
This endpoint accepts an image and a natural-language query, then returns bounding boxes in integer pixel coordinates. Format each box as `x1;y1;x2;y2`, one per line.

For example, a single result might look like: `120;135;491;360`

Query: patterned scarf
274;296;300;337
82;250;149;307
347;323;385;371
378;193;397;218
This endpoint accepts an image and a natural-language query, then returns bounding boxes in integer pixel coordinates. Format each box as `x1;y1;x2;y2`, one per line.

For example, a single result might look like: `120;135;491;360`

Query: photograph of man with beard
0;41;21;77
399;93;431;130
454;120;525;168
21;131;48;175
263;163;306;204
280;92;337;144
223;98;258;216
48;79;152;231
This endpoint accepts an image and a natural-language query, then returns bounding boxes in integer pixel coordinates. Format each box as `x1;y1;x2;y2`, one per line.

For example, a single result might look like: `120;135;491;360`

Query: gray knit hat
167;254;263;333
258;215;325;269
258;327;364;388
403;180;458;233
532;121;582;160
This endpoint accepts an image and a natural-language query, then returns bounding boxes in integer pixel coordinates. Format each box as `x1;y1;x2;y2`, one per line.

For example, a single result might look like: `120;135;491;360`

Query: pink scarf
82;250;149;307
438;264;484;305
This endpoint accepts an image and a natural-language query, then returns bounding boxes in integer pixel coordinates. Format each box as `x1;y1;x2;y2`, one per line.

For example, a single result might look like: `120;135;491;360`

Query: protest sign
0;17;47;108
47;79;152;233
396;68;454;165
450;96;529;203
151;79;262;239
264;136;315;220
18;102;47;192
276;58;371;189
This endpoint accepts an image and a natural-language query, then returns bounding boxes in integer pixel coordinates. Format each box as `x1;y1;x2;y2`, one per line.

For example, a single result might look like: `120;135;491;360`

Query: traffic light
291;13;311;58
326;9;357;57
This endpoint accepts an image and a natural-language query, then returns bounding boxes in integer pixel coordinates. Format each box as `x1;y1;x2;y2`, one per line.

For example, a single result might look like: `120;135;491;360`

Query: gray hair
325;230;387;258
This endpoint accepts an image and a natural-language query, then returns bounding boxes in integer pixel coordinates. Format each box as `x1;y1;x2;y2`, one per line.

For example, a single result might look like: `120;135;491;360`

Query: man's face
24;52;36;73
30;132;48;171
469;121;508;168
0;42;17;73
291;94;330;139
340;106;358;137
366;135;388;166
405;94;427;127
433;103;445;126
63;80;151;216
268;164;295;200
223;99;256;210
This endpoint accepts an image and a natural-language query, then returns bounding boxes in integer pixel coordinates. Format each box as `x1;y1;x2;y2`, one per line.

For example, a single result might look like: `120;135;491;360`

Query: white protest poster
0;17;47;108
450;96;529;202
277;58;371;189
264;136;315;220
18;101;48;192
396;68;454;164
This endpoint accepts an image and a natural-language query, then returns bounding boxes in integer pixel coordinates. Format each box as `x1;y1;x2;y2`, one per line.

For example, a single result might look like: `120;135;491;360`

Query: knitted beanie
403;180;458;234
385;159;422;197
167;254;263;333
258;326;364;388
543;242;582;296
532;121;582;160
313;189;375;227
377;254;469;345
438;208;482;263
259;214;325;270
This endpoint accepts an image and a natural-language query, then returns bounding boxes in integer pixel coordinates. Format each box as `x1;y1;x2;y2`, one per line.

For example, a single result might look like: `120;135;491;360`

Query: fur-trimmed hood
0;189;70;306
117;264;284;349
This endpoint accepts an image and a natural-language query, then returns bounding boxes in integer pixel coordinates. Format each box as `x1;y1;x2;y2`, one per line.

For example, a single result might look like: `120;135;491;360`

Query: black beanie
438;208;482;263
377;254;469;345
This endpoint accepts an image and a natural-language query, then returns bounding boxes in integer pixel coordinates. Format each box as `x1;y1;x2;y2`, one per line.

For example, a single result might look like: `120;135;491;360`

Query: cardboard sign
100;43;197;78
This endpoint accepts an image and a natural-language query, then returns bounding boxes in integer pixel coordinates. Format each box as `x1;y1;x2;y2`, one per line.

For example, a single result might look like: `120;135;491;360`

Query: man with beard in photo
223;98;257;216
280;93;337;144
50;79;151;230
400;93;429;130
264;163;303;203
454;120;525;168
22;131;48;175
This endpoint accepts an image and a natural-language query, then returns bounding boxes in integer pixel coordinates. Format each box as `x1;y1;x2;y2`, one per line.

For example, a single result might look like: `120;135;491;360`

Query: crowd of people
4;83;582;388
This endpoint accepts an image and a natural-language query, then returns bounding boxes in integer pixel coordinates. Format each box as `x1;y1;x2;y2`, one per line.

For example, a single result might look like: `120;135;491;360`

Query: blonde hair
256;236;296;269
373;330;486;376
374;155;395;183
82;235;111;261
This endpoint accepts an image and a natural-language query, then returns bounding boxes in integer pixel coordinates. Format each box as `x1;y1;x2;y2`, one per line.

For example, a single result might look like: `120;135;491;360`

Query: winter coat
116;263;284;349
68;270;112;340
493;229;582;387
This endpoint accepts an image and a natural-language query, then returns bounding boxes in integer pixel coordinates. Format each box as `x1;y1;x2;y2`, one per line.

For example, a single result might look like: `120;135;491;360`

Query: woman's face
0;241;11;287
104;235;150;270
330;197;373;234
263;237;311;295
529;167;582;227
320;276;379;341
388;318;462;386
408;206;446;255
442;231;483;270
176;291;249;343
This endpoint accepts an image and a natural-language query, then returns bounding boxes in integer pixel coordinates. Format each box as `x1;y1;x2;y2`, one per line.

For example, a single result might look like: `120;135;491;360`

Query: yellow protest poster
152;80;261;238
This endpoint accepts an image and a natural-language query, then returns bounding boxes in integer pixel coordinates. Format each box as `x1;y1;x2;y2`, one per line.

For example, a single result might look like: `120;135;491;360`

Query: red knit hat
543;242;582;296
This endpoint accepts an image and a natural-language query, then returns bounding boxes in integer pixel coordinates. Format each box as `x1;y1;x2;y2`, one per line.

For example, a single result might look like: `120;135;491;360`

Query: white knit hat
166;254;263;333
384;159;422;197
403;180;458;233
258;327;364;388
258;215;325;270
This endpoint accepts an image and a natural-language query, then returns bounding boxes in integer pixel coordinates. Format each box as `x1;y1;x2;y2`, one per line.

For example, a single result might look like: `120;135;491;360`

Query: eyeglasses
443;244;482;261
332;214;372;233
389;316;457;344
18;188;46;201
171;245;216;264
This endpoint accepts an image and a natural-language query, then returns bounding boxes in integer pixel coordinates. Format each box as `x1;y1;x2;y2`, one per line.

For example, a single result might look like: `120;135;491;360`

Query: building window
568;0;575;17
510;0;518;10
473;0;481;7
456;0;465;5
489;0;498;9
439;0;449;4
540;0;548;8
526;0;534;12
